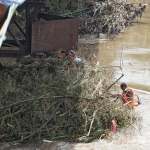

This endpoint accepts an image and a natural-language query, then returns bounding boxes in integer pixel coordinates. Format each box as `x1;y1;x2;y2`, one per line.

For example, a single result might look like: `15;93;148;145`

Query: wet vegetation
0;50;139;144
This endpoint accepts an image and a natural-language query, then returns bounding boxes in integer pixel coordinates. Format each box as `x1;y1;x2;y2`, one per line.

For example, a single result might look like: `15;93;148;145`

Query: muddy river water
1;2;150;150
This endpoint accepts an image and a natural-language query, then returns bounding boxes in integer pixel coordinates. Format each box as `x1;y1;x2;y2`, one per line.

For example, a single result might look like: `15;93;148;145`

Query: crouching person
60;50;76;66
120;82;139;107
60;49;86;68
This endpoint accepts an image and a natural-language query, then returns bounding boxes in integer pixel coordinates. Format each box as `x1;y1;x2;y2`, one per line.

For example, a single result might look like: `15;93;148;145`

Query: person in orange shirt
120;82;139;107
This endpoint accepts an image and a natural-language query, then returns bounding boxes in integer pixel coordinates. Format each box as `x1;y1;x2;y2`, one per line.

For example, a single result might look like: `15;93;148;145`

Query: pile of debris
60;0;148;38
0;51;139;143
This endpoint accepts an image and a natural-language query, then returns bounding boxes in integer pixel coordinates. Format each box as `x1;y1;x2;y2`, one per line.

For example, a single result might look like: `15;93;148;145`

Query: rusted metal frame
38;13;70;21
14;20;26;37
7;28;22;46
0;1;45;57
0;2;26;29
9;3;26;25
2;43;15;47
0;1;44;56
0;2;32;56
0;50;25;57
25;2;45;54
0;3;26;50
2;40;25;47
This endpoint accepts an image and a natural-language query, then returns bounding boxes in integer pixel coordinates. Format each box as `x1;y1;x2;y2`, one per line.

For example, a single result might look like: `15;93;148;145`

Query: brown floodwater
1;2;150;150
95;5;150;92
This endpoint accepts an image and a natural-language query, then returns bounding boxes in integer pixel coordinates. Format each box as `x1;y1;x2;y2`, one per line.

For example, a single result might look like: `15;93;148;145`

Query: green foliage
51;0;66;15
14;10;21;17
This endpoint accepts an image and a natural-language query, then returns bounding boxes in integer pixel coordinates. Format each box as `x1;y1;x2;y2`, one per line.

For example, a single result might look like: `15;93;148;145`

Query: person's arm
126;90;132;100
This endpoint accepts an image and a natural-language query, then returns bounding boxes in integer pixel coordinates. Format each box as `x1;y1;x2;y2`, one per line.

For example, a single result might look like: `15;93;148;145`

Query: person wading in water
120;82;140;107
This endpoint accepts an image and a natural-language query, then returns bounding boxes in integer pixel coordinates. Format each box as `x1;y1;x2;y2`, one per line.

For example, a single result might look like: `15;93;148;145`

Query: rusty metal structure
0;0;78;57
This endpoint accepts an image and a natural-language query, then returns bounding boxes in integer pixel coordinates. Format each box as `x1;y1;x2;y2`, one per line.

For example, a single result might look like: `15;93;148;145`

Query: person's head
120;82;127;91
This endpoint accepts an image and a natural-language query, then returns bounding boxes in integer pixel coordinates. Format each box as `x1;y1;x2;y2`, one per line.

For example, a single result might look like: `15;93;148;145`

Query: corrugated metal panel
31;18;78;53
